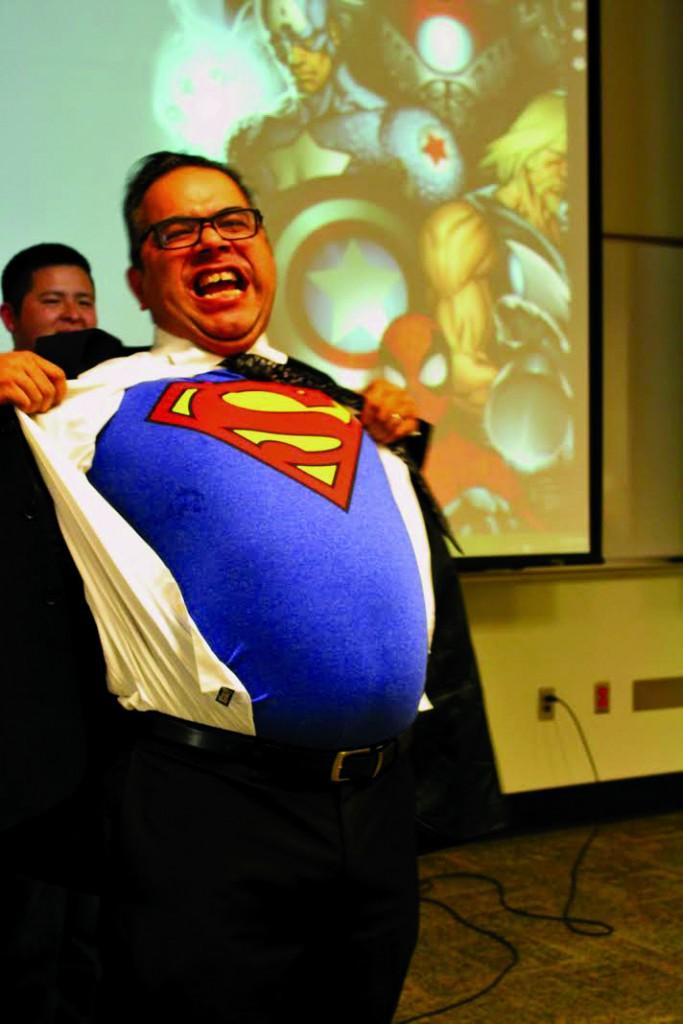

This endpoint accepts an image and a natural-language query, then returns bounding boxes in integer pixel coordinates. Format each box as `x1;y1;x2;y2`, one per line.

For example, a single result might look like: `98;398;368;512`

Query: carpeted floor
395;810;683;1023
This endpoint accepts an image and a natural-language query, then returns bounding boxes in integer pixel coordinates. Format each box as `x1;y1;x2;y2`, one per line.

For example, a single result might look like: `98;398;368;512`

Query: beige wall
601;0;683;239
463;567;682;793
601;0;683;560
463;0;683;794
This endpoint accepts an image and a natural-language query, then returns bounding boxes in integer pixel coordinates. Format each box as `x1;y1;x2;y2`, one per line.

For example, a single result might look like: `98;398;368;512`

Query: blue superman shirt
87;368;428;749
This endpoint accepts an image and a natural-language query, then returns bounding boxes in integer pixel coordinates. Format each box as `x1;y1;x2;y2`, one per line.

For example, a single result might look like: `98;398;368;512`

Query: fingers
360;379;420;445
0;351;67;413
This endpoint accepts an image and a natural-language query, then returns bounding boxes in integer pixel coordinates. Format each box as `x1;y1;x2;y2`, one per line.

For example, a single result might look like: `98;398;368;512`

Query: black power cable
397;695;614;1023
397;882;519;1023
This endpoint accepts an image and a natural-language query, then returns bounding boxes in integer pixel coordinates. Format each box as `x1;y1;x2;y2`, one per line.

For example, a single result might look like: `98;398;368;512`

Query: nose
60;299;83;322
195;220;235;254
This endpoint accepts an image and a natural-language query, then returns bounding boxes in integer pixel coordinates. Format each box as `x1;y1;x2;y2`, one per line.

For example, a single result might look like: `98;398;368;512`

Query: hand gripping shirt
19;332;434;749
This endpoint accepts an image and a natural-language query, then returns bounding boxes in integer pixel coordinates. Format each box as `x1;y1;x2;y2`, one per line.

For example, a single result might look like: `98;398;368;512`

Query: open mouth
193;268;247;298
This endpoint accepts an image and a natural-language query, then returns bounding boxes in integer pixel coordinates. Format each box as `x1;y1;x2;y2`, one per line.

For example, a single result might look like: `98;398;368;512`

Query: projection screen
0;0;597;566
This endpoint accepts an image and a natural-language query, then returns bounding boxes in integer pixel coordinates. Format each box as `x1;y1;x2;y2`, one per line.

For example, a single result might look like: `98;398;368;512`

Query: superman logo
147;379;363;510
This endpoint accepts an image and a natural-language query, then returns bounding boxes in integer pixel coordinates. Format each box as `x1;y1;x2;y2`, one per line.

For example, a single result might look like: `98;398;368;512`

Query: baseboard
504;771;683;833
416;771;683;854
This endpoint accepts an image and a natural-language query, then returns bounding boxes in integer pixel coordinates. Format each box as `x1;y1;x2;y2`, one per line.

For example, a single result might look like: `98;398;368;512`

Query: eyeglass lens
157;209;259;248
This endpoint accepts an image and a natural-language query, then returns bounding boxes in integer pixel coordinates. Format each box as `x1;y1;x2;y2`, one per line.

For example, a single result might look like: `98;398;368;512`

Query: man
18;152;503;1023
0;243;131;411
0;243;135;1024
1;242;96;349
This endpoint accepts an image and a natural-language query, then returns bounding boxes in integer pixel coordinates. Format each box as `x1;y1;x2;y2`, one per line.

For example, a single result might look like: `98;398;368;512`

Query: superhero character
379;312;452;428
374;0;569;138
227;0;463;202
377;311;543;534
420;90;573;476
377;93;574;538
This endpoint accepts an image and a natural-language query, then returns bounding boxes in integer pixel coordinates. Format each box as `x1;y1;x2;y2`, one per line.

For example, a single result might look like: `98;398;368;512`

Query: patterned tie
220;351;362;408
219;351;460;550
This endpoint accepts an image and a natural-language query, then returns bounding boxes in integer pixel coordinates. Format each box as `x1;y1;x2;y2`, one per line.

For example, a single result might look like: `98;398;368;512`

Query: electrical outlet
538;687;556;721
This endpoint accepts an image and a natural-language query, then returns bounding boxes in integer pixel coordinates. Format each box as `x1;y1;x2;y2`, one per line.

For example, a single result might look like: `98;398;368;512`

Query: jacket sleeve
35;328;145;377
412;486;509;848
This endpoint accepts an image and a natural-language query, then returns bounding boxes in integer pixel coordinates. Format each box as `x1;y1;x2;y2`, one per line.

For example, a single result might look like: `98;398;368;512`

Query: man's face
1;265;96;351
128;167;277;356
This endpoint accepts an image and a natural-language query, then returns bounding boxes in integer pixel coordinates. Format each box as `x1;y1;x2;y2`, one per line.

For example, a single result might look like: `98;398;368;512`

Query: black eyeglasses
137;207;263;253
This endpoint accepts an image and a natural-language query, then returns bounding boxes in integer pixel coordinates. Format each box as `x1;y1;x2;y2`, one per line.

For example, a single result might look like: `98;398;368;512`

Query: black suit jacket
0;330;142;882
35;328;147;377
414;490;507;848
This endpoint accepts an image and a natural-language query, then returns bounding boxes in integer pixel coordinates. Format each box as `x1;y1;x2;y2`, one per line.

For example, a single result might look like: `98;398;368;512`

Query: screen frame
452;0;604;573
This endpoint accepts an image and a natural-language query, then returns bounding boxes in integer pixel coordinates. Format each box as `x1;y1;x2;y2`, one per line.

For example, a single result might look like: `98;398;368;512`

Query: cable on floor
396;695;614;1023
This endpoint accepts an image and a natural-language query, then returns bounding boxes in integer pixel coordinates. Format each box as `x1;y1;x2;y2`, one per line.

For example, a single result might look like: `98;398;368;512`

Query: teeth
199;270;239;288
195;269;246;298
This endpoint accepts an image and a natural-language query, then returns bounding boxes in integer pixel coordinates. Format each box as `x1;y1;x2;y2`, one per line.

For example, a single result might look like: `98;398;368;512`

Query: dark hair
1;243;93;311
123;151;256;267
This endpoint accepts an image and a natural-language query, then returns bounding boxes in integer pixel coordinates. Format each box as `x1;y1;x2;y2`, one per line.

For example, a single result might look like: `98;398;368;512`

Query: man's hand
0;350;67;413
360;379;419;445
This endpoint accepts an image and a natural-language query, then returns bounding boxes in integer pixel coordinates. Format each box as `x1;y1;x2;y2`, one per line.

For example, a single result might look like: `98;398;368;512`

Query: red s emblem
147;379;363;510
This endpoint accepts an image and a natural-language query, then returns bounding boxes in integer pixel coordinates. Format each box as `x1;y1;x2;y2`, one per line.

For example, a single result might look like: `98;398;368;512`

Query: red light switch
594;682;610;713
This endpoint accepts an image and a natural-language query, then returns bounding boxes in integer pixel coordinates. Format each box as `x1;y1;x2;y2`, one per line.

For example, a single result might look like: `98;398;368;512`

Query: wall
463;566;682;793
601;0;683;560
461;0;683;794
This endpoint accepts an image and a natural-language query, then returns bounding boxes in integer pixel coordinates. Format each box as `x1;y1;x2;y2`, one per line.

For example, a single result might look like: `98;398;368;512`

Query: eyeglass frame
134;206;264;258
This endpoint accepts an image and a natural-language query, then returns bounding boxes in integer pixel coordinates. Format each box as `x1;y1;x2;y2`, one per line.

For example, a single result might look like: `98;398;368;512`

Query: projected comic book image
153;0;592;559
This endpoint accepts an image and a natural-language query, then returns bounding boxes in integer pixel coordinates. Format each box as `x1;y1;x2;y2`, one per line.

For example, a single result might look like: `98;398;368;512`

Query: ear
126;267;148;311
0;302;17;335
329;19;341;48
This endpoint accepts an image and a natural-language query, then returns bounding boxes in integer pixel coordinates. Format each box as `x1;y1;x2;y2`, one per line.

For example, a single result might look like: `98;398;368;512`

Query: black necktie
219;352;460;550
220;352;363;410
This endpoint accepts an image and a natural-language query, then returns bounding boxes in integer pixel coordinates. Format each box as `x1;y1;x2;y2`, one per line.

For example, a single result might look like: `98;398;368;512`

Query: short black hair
123;151;256;267
1;243;93;311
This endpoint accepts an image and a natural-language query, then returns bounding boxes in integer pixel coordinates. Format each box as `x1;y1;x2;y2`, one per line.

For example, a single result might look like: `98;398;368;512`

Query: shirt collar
152;328;287;366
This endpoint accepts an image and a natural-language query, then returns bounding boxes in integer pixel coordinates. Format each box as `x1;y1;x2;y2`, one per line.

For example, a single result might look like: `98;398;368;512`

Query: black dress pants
96;735;418;1024
0;873;100;1024
0;793;110;1024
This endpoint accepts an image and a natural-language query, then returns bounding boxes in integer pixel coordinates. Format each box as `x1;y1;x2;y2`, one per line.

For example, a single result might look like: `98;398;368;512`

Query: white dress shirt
18;330;434;737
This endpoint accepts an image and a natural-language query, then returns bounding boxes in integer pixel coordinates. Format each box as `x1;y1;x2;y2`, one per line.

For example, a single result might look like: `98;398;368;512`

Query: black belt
146;713;412;784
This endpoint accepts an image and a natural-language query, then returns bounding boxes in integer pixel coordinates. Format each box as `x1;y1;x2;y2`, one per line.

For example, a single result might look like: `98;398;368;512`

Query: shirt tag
215;687;235;707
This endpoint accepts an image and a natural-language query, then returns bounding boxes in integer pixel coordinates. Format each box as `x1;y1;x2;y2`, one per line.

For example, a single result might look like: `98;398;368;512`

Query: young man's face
1;265;96;350
128;166;277;357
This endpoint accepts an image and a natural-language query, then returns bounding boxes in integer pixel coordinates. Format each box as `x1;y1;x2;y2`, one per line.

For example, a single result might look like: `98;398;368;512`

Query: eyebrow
37;289;94;299
151;206;251;226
